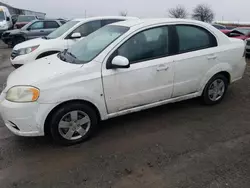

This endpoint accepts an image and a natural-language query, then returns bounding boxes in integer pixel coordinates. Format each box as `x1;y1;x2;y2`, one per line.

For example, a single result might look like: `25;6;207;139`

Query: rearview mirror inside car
70;32;81;39
111;56;130;69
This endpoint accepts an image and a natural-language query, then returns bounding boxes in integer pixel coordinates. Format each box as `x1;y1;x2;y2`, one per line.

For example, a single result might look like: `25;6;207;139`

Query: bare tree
119;11;128;17
168;5;188;19
192;4;214;23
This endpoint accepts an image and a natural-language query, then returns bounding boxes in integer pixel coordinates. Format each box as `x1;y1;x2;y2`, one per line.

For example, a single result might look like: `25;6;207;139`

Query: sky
2;0;250;22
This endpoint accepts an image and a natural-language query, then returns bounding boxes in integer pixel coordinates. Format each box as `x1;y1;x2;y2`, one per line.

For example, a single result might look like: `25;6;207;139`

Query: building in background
0;1;45;19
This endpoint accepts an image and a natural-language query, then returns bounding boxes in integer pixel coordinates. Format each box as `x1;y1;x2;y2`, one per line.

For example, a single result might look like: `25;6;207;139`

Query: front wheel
49;102;98;145
202;74;229;105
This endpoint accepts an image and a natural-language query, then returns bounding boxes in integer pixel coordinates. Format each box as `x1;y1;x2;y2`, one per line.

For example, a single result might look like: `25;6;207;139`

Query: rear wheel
202;74;228;105
49;102;98;145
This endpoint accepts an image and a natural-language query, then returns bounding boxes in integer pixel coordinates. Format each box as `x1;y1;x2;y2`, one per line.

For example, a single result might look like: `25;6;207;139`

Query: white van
0;6;13;35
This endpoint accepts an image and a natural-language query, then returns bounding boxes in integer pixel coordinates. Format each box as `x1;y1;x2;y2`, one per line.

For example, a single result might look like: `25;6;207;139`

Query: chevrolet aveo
0;19;246;145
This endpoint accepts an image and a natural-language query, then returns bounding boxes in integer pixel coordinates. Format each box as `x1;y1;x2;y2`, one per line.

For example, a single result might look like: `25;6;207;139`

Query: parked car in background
222;27;250;40
2;19;63;47
0;19;246;145
212;24;226;30
0;6;13;36
10;16;137;68
246;39;250;58
226;25;236;30
14;15;38;29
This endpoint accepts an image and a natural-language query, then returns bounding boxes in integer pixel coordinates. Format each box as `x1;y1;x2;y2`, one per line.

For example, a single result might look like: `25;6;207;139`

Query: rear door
44;21;60;36
27;21;45;39
172;24;218;97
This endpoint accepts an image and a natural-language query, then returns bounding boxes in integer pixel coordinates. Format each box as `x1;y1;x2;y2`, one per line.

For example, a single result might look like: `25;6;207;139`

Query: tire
12;36;25;47
202;74;229;105
49;102;99;145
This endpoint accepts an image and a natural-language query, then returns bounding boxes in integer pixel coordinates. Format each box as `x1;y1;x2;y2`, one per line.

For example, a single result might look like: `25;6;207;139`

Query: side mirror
27;27;31;31
70;32;81;39
6;17;10;21
111;56;130;69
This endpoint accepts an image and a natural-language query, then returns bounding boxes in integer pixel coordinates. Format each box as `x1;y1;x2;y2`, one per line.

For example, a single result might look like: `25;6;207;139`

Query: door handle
40;30;44;32
207;54;217;60
157;64;169;71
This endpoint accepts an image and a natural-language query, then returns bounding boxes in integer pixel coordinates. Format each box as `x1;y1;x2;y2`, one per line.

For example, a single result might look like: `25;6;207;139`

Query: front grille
11;50;19;59
247;41;250;45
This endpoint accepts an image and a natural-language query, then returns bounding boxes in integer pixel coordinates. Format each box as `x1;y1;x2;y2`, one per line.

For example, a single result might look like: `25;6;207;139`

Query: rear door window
44;21;60;29
176;25;217;53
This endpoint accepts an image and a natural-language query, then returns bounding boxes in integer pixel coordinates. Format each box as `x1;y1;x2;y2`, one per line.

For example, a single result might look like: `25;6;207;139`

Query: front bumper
10;51;37;67
0;29;8;38
1;32;13;45
0;92;56;137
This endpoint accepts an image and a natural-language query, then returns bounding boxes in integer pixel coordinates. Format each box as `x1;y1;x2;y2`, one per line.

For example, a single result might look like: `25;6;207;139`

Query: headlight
6;86;40;102
18;45;39;55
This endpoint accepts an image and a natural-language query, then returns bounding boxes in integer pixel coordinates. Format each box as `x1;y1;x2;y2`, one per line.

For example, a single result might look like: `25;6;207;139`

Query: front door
102;26;175;114
27;21;45;39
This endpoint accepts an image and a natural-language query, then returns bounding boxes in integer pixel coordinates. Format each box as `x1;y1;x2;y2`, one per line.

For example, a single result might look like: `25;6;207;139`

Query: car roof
72;16;138;22
235;27;250;29
112;18;210;28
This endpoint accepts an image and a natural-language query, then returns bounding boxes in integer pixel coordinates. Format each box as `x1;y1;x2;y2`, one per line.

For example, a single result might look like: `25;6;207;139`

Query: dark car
2;19;63;47
14;15;38;29
212;24;227;30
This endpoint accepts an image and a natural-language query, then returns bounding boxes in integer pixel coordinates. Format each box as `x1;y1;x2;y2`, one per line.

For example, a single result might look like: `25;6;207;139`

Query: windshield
0;11;5;21
47;21;79;39
234;28;250;35
17;15;36;22
60;25;129;64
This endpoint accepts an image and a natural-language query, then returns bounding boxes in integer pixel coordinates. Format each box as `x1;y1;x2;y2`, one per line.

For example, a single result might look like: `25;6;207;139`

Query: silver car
1;19;65;47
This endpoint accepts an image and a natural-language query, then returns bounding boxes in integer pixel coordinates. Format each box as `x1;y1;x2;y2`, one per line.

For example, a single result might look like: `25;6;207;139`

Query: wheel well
44;100;101;136
216;71;231;84
36;51;60;60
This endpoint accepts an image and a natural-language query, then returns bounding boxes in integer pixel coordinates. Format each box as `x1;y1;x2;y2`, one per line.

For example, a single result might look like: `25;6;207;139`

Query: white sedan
0;18;246;145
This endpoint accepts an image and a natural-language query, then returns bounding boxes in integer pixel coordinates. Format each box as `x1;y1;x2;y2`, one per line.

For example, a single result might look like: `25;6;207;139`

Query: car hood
6;54;82;89
14;38;57;50
7;29;23;35
0;20;7;27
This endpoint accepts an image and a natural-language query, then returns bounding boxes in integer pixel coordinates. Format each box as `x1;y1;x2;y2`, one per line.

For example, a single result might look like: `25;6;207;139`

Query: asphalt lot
0;41;250;188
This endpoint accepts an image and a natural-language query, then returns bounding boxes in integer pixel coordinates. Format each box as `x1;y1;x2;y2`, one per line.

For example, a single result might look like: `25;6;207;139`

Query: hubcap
58;110;91;140
208;79;225;101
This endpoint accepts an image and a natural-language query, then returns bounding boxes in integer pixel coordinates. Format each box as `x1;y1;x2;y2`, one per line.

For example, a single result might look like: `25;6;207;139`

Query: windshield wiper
58;51;67;61
66;51;76;59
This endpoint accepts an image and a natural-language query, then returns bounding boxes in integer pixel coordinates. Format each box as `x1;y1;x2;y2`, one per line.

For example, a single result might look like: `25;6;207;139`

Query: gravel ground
0;42;250;188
